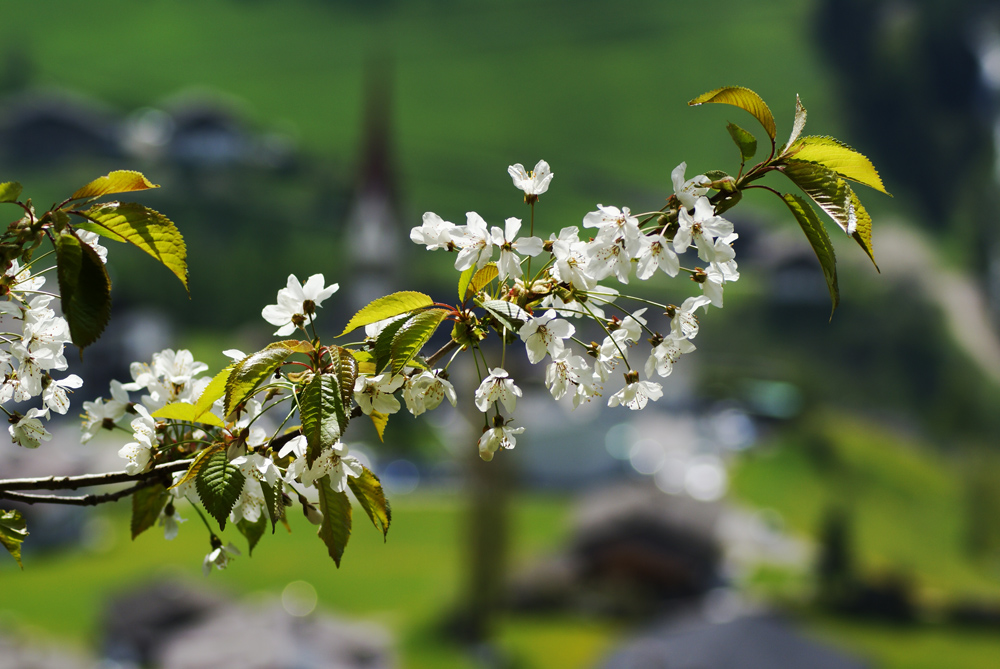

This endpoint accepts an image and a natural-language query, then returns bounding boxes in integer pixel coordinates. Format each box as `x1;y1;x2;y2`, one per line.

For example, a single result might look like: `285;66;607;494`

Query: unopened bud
649;333;664;347
624;370;639;384
691;268;707;284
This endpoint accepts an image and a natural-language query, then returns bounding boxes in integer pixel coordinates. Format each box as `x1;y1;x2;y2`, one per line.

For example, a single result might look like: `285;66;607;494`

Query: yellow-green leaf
784;136;890;195
225;341;310;415
848;190;878;271
390;308;449;375
370;411;388;442
462;263;498;300
348;467;391;540
0;182;23;203
151;402;225;428
193;365;234;419
71;170;158;200
350;350;376;375
338;291;434;337
457;265;476;301
689;86;776;140
317;475;352;567
76;202;188;291
781;194;839;316
0;509;28;569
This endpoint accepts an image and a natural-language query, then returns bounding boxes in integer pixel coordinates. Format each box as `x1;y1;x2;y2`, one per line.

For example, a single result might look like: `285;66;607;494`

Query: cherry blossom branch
0;476;167;507
0;459;194;492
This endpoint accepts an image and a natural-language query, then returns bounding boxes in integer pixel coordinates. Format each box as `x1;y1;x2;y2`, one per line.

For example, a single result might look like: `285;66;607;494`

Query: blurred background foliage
3;0;1000;667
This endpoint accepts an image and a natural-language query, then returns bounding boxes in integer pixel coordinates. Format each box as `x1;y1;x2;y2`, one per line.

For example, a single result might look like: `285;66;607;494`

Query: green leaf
317;474;352;567
848;189;878;271
193;365;234;419
457;265;476;301
465;263;499;299
171;443;221;492
237;515;267;556
726;122;757;163
479;299;530;332
338;291;434;337
781;161;878;269
374;315;412;373
131;484;170;540
783;94;808;151
348;467;391;541
689;86;776;141
784;136;889;195
350;349;376;375
702;170;730;181
55;230;112;350
300;373;346;467
76;202;188;290
0;182;23;203
225;340;310;416
151;402;224;427
0;509;28;569
370;411;388;442
330;346;359;410
195;446;245;530
390;308;449;375
781;194;839;316
260;479;282;533
71;170;158;200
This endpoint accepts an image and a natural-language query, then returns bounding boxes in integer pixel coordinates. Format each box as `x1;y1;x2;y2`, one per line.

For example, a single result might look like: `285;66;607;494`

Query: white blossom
671;162;711;210
9;408;51;448
671;295;712;340
410;211;457;250
354;373;404;415
545;352;589;400
478;423;524;461
42;374;83;414
518;310;575;364
261;273;339;337
491;217;543;281
118;406;157;475
474;368;521;413
508;160;553;197
403;370;457;416
645;336;696;378
203;542;241;576
608;378;663;410
452;212;494;272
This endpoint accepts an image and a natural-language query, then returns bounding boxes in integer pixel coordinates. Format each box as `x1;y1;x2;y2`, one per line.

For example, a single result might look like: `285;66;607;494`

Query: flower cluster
0;261;81;448
410;159;738;457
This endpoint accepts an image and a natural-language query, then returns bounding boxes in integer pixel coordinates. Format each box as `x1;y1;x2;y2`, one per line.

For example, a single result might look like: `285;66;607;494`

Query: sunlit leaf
781;194;839;316
55;230;112;350
390;308;449;375
171;443;222;492
457;265;476;301
300;373;346;467
374;315;412;373
784;135;889;195
689;86;776;140
0;509;28;569
0;182;22;203
237;515;267;556
225;340;310;416
317;474;352;567
466;263;498;299
76;202;188;290
338;291;434;337
783;94;808;150
71;170;158;200
193;365;234;419
781;161;878;269
151;402;225;427
195;446;245;530
370;411;388;442
348;466;391;540
131;484;170;540
726;122;757;163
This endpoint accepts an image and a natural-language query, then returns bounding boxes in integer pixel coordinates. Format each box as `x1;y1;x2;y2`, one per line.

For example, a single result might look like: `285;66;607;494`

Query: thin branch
426;338;460;367
0;459;193;492
0;476;166;507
